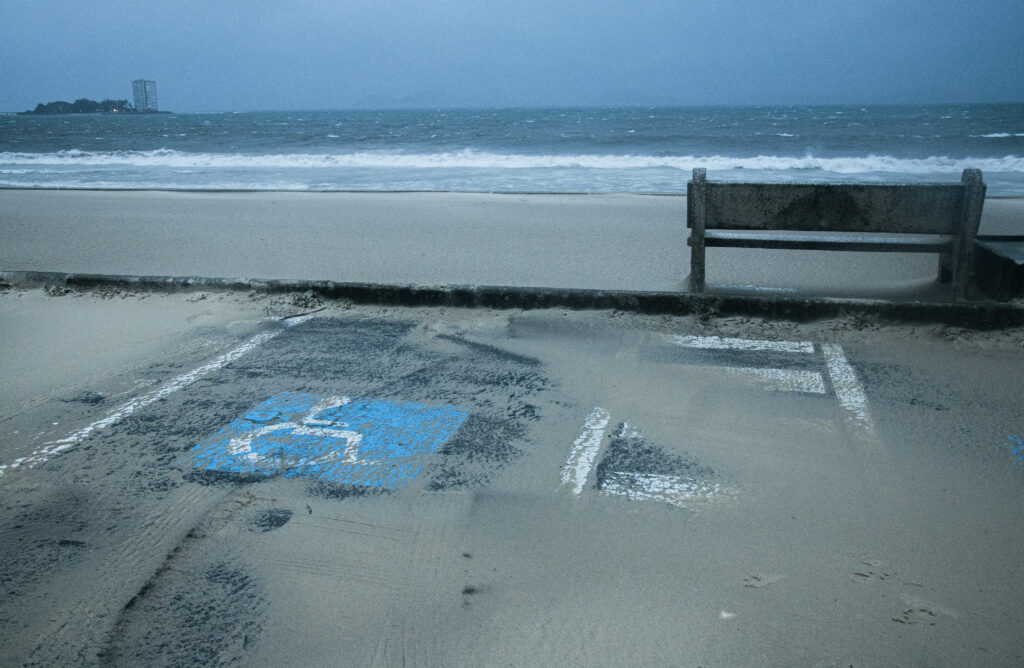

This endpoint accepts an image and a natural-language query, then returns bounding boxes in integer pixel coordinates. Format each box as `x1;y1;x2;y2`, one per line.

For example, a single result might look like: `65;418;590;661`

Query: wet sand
2;189;1021;299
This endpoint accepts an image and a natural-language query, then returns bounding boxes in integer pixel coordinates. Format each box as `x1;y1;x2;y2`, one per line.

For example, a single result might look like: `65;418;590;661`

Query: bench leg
688;168;707;293
938;253;952;284
951;169;986;300
689;247;706;292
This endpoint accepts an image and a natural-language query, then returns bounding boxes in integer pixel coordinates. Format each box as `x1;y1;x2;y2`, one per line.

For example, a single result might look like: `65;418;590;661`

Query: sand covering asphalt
2;287;1024;665
2;188;1023;665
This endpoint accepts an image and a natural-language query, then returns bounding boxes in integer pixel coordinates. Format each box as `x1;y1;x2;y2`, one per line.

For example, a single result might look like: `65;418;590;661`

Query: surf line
560;406;611;494
0;316;312;477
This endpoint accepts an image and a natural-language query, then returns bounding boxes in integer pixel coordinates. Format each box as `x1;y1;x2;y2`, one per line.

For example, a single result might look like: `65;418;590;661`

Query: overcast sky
2;0;1022;112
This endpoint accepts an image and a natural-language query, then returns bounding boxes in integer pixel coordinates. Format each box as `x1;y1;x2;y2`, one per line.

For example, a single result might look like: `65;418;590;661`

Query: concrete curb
3;270;1023;328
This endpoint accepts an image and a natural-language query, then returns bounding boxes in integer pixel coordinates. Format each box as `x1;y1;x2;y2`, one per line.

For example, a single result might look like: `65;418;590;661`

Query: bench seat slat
697;230;954;252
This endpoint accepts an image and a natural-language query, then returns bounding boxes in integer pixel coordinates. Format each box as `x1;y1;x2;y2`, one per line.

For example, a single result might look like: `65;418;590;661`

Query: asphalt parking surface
2;304;1023;666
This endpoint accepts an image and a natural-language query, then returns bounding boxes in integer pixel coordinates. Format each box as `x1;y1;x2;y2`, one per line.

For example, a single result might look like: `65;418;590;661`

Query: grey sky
2;0;1022;112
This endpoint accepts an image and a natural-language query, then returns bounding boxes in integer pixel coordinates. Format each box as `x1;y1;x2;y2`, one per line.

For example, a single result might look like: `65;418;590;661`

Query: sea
1;104;1023;195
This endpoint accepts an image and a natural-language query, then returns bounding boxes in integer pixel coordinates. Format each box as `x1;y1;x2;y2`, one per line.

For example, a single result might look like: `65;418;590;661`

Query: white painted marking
672;335;815;354
726;367;828;394
0;317;311;476
616;421;643;439
225;395;379;467
600;471;722;507
821;343;876;436
560;407;610;494
716;284;799;295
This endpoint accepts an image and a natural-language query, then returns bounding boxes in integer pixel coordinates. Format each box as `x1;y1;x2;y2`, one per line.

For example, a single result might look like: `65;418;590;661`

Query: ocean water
1;104;1022;194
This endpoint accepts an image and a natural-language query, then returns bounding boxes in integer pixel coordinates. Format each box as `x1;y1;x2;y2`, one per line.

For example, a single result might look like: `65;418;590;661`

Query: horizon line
5;99;1024;115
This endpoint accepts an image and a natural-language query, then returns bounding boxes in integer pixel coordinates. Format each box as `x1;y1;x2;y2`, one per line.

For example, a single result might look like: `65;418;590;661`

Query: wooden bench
686;168;986;298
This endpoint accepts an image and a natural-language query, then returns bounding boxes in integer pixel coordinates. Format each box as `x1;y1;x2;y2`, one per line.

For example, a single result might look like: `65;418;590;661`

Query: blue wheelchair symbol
190;392;470;487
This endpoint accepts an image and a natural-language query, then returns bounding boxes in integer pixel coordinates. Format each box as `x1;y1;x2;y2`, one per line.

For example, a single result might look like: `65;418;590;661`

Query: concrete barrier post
689;168;707;293
954;168;986;300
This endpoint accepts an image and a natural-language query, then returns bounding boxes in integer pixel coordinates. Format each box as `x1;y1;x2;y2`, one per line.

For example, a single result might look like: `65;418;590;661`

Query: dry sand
2;189;1021;299
0;287;271;426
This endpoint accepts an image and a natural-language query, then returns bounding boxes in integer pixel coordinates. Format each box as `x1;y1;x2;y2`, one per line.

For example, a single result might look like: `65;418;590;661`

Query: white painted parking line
671;334;824;394
600;471;722;508
561;336;881;508
671;334;877;438
672;335;815;354
821;343;876;436
726;367;828;394
0;316;312;477
560;406;610;494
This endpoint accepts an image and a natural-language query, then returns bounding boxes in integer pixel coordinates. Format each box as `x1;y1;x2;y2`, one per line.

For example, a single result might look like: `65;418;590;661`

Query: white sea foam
2;148;1022;174
971;133;1024;138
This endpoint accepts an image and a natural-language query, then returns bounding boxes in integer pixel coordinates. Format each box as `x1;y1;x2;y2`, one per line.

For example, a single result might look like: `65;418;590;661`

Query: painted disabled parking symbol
190;392;469;487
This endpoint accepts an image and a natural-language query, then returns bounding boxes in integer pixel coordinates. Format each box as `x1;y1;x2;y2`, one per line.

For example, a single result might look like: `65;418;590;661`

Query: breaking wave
2;148;1023;174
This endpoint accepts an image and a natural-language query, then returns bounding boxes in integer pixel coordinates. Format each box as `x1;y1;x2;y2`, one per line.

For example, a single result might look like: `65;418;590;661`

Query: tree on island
21;98;133;114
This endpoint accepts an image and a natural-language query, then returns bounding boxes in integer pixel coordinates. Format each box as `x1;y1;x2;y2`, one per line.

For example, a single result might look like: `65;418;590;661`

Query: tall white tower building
132;80;158;112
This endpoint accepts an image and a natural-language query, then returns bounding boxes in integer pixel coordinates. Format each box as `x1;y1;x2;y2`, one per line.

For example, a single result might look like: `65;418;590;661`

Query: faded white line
601;471;722;508
672;335;815;354
560;407;610;494
0;316;312;476
821;343;876;436
715;284;799;295
616;421;643;439
726;367;828;394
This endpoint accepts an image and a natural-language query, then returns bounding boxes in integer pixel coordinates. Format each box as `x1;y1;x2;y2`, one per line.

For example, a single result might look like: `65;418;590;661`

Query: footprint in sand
892;593;959;626
848;558;892;583
744;573;785;589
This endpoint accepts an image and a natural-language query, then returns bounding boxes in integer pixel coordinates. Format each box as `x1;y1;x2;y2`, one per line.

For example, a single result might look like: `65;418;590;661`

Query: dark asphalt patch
425;414;525;490
100;560;265;667
594;423;714;491
184;468;278;487
305;479;391;500
0;484;93;602
436;333;543;367
124;316;552;493
649;345;822;371
63;391;106;405
218;317;548;493
249;508;293;532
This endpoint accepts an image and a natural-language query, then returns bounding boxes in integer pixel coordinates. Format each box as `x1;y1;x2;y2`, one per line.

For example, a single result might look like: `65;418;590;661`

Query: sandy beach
2;188;1024;665
2;189;1022;300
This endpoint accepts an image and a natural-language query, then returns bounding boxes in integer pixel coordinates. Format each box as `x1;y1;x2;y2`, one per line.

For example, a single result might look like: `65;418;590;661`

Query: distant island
18;98;167;115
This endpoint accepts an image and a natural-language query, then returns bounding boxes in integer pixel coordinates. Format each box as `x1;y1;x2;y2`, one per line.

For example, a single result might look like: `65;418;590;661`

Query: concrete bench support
687;168;986;299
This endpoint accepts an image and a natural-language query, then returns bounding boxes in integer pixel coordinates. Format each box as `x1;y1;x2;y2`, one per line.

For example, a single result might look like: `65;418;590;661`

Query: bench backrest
687;169;983;234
